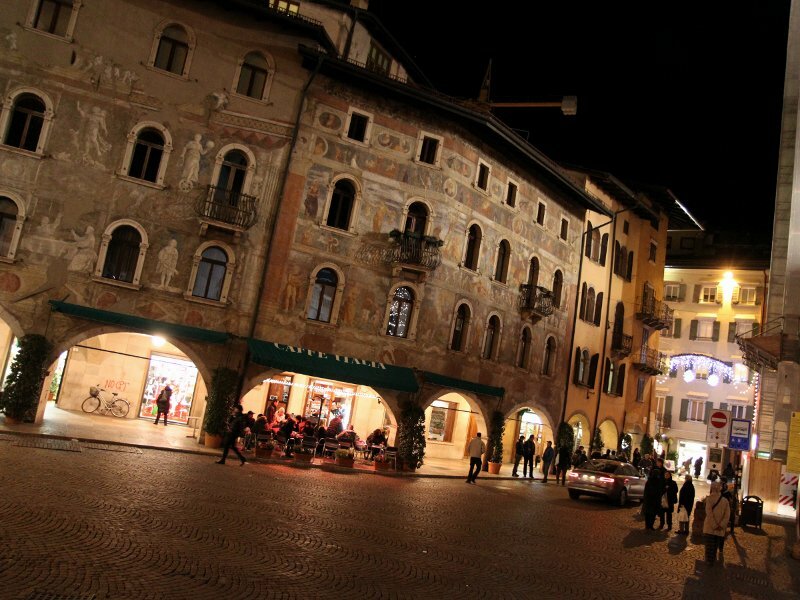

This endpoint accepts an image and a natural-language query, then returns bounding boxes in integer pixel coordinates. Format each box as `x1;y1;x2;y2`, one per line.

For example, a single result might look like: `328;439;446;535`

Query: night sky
368;1;790;235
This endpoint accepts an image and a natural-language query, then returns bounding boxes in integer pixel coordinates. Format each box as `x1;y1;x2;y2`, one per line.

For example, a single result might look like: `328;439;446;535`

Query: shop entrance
677;440;708;477
137;353;199;424
423;392;487;461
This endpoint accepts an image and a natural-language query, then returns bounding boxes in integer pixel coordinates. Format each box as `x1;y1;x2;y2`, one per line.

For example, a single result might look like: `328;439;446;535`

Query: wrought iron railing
635;295;674;331
633;346;667;374
611;333;633;357
518;284;555;317
384;233;442;270
197;185;258;229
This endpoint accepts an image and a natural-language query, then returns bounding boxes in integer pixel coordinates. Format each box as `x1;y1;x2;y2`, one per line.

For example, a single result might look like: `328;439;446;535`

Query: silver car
567;459;646;506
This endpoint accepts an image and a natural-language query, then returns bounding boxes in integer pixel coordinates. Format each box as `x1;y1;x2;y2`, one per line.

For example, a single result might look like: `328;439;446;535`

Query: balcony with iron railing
196;185;258;230
736;316;800;370
383;232;442;271
611;332;633;357
632;345;667;375
518;284;555;320
635;295;674;331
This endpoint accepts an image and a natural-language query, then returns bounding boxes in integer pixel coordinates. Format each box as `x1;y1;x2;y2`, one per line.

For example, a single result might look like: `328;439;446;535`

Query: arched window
307;267;337;323
543;336;556;376
527;256;539;287
579;282;588;321
236;52;270;99
326;179;356;230
450;303;470;351
404;201;428;236
517;327;532;368
213;150;249;204
386;286;414;338
594;292;604;327
494;239;510;283
192;246;228;301
483;315;500;360
129;128;165;182
585;288;596;324
4;94;45;152
591;227;601;261
613;301;625;340
154;25;189;75
626;251;635;281
0;197;19;257
614;241;622;276
463;224;481;270
552;270;563;308
102;226;141;283
585;222;594;258
604;358;615;394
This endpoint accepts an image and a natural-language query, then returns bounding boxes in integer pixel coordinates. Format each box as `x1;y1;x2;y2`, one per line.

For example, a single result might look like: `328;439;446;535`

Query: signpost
729;418;752;451
706;410;732;444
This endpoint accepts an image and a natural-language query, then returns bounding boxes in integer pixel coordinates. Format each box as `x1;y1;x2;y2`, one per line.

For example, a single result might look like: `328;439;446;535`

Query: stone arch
504;400;555;440
567;411;591;450
420;388;489;434
0;303;25;339
598;418;619;452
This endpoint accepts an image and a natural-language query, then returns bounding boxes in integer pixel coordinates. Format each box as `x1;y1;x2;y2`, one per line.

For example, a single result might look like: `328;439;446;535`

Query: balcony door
213;150;248;206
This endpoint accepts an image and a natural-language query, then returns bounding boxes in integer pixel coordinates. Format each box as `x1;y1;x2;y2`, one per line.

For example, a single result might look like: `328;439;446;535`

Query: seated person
279;414;297;455
366;428;387;459
336;424;358;445
327;415;344;438
253;414;268;437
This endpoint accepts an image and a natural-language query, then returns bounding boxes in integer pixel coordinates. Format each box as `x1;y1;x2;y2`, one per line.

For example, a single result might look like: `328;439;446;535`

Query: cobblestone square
0;442;797;599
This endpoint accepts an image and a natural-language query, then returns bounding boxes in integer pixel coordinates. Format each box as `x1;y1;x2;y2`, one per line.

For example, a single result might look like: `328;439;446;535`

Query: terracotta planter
488;461;502;475
294;452;314;463
256;448;274;459
3;416;22;425
374;461;392;471
204;434;223;449
334;457;355;468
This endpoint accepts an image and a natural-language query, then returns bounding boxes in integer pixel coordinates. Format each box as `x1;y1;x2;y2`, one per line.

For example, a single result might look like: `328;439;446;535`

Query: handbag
661;493;669;509
677;506;689;522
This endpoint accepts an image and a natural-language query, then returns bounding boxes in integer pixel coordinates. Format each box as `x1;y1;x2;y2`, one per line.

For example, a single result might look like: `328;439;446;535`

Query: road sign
728;418;751;451
706;409;732;444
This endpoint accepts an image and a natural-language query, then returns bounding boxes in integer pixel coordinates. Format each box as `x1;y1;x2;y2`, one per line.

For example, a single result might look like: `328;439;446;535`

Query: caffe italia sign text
274;343;387;370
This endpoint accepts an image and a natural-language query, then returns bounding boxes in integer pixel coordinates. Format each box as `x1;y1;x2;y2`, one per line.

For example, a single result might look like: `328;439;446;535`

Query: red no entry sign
710;411;728;428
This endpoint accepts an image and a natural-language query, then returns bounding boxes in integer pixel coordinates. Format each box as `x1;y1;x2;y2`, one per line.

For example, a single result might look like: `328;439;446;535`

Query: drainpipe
235;56;324;399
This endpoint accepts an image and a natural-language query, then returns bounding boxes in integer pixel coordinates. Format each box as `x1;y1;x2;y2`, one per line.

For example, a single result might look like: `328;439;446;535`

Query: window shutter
692;284;701;303
616;365;625;395
603;359;612;393
731;286;740;304
712;321;721;341
678;284;687;301
664;396;673;428
573;349;581;385
679;398;688;421
674;318;682;339
727;322;737;343
588;354;599;388
689;319;698;340
600;234;608;266
745;406;754;421
703;401;713;423
585;232;592;258
594;294;603;327
715;285;723;304
720;402;729;412
755;286;764;305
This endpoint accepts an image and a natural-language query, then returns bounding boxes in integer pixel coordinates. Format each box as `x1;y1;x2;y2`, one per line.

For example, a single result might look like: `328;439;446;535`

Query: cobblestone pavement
0;442;797;600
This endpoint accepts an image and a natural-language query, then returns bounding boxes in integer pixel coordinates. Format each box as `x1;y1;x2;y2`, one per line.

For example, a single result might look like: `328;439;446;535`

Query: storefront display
428;400;456;442
265;376;292;413
303;379;355;426
138;353;199;424
518;410;543;444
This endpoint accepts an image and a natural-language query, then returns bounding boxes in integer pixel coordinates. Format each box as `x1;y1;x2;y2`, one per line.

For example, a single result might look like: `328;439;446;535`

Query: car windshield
584;460;620;474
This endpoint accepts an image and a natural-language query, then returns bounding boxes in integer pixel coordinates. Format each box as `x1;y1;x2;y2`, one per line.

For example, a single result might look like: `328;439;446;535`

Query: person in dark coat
216;404;247;465
694;456;703;479
512;435;525;477
153;385;172;426
556;445;572;485
523;435;536;479
643;469;665;530
541;440;555;483
632;448;641;469
677;474;696;534
660;471;679;530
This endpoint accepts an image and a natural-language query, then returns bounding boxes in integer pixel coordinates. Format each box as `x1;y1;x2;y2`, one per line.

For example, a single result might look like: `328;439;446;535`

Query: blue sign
728;418;752;451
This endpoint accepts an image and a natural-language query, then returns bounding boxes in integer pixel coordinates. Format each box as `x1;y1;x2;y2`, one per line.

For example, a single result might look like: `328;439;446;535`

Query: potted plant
255;439;275;459
0;334;52;424
590;427;604;454
294;445;314;463
397;400;426;471
334;447;355;467
487;409;505;474
201;367;238;449
373;454;392;471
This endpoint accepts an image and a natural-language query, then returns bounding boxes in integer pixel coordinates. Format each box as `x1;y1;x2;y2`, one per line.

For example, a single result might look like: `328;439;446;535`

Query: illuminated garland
669;353;734;384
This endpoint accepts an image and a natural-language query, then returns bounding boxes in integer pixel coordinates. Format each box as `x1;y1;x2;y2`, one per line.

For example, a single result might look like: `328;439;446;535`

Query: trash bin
740;495;763;528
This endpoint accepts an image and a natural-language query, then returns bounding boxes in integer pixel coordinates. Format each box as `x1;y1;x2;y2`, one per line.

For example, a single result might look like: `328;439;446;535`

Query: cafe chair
322;440;340;459
383;446;398;470
355;439;369;459
300;436;318;460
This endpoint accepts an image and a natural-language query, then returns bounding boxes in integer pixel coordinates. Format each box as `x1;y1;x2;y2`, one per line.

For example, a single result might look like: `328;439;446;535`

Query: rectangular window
366;42;391;75
34;0;72;37
731;404;747;419
680;237;695;250
649;241;658;262
505;182;517;207
417;134;440;165
688;400;705;422
701;286;717;303
655;394;666;420
346;112;369;142
536;202;546;226
623;220;630;235
664;284;680;301
696;319;714;340
476;162;490;191
636;377;646;403
427;400;456;442
739;287;757;304
734;363;749;383
269;0;300;14
560;218;569;241
735;320;755;337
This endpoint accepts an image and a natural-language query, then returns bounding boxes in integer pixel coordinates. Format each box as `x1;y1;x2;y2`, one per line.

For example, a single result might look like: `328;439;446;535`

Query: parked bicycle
81;385;130;418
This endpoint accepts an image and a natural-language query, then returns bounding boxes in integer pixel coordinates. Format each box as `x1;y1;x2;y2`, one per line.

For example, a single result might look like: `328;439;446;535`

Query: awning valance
422;371;505;398
247;339;419;393
49;301;230;344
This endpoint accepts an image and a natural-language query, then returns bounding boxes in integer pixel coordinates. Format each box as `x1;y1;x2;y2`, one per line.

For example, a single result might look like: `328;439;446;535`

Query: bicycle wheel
110;399;130;418
82;396;100;413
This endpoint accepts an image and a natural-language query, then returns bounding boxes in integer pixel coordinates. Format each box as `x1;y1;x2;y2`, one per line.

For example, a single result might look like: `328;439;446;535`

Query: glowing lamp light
707;373;720;387
683;369;696;383
151;335;166;347
720;271;737;304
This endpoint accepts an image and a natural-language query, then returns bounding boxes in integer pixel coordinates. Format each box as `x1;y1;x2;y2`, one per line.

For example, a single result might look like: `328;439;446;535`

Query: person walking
632;448;641;469
694;456;704;479
556;444;572;485
643;469;665;530
153;385;172;426
216;404;247;466
660;471;679;531
512;435;525;477
703;481;731;565
677;474;696;534
541;440;554;483
523;434;536;479
466;432;486;484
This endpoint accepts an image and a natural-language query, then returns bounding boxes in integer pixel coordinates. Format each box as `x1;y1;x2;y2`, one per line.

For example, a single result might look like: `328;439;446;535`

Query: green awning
248;339;419;393
49;301;230;344
422;371;505;398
